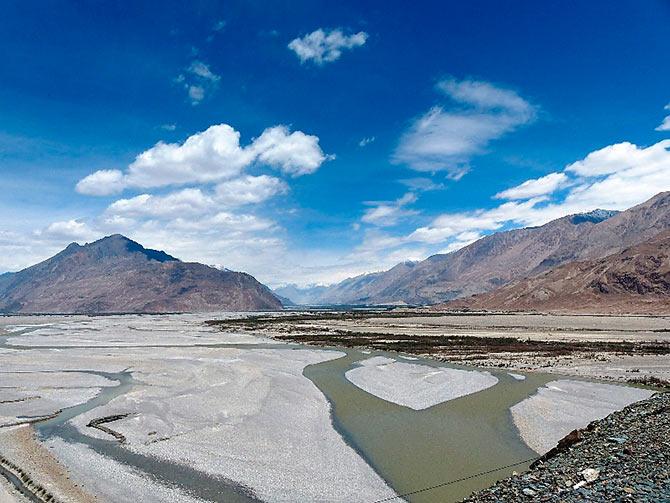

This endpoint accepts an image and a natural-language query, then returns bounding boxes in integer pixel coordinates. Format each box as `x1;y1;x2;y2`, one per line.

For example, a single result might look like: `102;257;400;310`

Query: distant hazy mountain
273;284;329;305
281;192;670;306
447;229;670;314
275;261;419;305
0;235;282;313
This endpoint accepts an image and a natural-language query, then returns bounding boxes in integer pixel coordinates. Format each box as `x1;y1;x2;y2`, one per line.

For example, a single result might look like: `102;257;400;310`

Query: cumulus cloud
288;28;368;65
393;78;536;176
105;178;288;223
122;125;253;188
76;124;331;195
107;189;214;219
361;192;418;227
214;175;287;206
250;126;333;176
76;169;126;196
41;219;96;241
494;172;568;200
656;104;670;132
566;140;669;177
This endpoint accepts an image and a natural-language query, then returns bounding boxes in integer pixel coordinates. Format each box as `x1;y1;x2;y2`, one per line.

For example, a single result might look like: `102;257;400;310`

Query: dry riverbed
0;311;667;503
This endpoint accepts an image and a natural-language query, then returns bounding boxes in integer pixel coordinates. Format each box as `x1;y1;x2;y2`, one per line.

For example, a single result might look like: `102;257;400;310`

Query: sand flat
62;346;397;502
511;379;654;454
345;356;499;410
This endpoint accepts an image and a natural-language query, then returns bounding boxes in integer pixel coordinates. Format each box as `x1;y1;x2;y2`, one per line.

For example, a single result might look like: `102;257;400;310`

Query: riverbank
0;424;97;502
463;392;670;501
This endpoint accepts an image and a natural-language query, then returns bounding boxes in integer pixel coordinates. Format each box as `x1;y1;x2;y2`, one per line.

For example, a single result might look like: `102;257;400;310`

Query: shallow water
304;349;552;502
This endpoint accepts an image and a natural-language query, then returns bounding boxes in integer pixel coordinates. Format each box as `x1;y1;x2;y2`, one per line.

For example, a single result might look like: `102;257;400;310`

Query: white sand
1;316;398;502
67;347;396;502
46;438;203;503
0;425;97;502
345;357;498;410
511;379;654;454
0;480;22;503
508;372;526;381
0;371;114;427
3;314;276;347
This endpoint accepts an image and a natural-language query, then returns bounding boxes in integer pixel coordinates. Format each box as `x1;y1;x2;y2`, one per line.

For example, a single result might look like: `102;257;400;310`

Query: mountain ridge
0;235;282;314
445;229;670;314
280;192;670;306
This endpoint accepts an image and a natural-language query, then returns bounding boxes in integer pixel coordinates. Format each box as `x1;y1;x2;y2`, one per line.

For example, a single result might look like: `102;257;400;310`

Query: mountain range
277;191;670;308
3;192;670;315
446;229;670;314
0;234;282;314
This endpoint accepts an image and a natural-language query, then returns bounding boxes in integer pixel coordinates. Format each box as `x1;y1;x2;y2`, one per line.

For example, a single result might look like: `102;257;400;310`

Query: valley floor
0;311;666;503
219;310;670;385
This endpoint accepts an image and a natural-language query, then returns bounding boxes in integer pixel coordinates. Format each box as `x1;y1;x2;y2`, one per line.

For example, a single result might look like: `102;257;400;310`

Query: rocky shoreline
463;392;670;502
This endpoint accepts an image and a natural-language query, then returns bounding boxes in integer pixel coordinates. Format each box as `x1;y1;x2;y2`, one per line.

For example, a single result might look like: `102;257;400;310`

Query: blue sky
1;0;670;286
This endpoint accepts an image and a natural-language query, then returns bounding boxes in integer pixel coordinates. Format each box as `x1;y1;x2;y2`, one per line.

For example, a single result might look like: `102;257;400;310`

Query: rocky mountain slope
0;235;282;313
283;192;670;306
446;230;670;314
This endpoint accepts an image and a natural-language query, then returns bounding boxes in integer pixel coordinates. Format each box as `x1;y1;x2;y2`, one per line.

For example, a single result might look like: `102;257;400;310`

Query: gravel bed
463;392;670;502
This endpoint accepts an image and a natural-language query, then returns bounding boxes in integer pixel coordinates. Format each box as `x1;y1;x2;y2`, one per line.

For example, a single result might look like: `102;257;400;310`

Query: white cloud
124;125;253;188
359;136;375;147
215;175;287;206
176;60;221;105
361;192;418;227
288;28;368;65
393;78;536;176
206;212;274;232
187;61;220;83
187;85;205;103
76;169;126;196
407;140;670;248
436;79;534;117
566;140;669;177
555;140;670;212
399;177;445;192
41;219;96;241
160;123;177;131
440;231;484;253
107;189;214;219
494;172;568;200
105;178;288;224
656;104;670;132
250;126;333;176
76;124;331;195
19;137;670;287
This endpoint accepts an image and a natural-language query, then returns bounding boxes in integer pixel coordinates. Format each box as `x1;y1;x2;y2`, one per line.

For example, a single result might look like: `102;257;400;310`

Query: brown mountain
446;230;670;314
281;192;670;306
0;235;282;313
